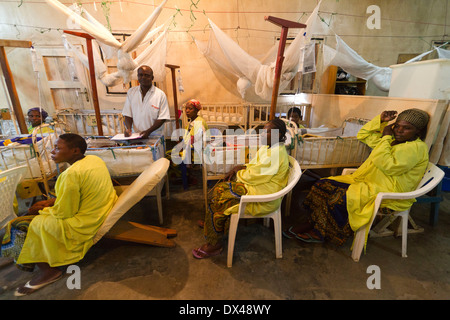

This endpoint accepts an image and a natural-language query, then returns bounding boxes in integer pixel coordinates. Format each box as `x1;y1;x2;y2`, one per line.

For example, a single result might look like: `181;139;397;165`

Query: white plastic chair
347;163;445;262
227;156;302;267
0;165;27;229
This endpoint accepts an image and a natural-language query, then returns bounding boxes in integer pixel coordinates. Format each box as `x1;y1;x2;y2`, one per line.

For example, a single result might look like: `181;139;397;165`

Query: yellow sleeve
357;115;389;149
370;136;427;176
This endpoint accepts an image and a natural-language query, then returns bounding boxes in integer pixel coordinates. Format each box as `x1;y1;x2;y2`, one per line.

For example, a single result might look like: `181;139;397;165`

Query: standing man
122;65;171;138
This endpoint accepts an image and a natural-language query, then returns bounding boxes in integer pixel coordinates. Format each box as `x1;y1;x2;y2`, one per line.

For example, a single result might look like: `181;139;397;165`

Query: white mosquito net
322;37;449;93
195;1;322;101
45;0;168;85
322;35;392;92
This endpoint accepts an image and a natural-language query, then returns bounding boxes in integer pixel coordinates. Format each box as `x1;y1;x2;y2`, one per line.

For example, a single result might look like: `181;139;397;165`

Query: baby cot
293;118;372;170
247;103;312;131
0;122;65;198
181;103;247;131
55;109;124;137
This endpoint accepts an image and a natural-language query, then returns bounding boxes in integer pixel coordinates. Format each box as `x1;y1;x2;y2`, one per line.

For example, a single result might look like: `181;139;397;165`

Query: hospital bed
85;134;165;178
85;134;169;218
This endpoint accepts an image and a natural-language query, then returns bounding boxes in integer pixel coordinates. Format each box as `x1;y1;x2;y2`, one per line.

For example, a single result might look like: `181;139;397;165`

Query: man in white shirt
122;65;171;138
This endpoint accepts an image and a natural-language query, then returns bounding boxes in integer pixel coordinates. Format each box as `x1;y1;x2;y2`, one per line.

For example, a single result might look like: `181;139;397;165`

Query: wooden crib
0;122;66;198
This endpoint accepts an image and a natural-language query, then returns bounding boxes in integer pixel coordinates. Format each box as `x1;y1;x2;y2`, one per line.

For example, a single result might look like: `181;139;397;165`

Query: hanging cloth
45;0;168;85
195;1;322;100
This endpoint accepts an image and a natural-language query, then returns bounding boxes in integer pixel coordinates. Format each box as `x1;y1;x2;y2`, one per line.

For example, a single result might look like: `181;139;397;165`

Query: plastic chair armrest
377;189;429;201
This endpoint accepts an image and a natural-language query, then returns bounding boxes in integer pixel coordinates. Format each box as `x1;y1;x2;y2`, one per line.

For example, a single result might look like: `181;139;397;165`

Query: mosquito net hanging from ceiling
323;38;450;93
195;1;322;101
437;46;450;59
322;34;393;92
45;0;168;86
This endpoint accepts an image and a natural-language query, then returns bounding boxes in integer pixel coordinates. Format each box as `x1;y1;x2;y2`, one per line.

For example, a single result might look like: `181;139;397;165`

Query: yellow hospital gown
225;143;290;216
17;155;117;267
28;125;54;134
328;115;429;232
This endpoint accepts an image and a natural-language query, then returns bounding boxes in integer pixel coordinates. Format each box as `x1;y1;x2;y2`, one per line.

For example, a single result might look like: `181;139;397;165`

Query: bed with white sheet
85;135;165;178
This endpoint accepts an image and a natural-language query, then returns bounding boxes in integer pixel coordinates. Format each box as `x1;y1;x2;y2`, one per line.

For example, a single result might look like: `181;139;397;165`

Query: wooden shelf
336;80;366;84
320;65;366;95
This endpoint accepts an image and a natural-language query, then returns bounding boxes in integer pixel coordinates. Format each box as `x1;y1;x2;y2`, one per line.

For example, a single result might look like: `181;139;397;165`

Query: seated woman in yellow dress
0;133;117;296
283;108;429;245
192;119;290;259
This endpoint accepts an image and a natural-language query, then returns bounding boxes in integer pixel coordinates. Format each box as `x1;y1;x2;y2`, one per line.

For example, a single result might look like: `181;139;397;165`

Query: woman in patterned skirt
192;119;290;259
284;109;430;246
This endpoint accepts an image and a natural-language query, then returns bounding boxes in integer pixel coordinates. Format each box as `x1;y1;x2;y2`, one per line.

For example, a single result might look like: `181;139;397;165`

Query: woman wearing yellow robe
192;119;290;259
284;109;429;245
2;133;117;296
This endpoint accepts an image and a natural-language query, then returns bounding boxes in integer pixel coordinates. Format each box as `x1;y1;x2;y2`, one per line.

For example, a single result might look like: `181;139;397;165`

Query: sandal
295;230;324;244
192;246;223;259
282;226;296;239
14;274;62;297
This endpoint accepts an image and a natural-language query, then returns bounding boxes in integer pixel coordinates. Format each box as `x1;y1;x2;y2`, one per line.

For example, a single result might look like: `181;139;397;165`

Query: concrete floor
1;168;449;301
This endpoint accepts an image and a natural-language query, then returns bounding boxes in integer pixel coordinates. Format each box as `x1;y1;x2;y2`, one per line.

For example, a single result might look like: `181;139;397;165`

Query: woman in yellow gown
1;133;117;296
284;109;430;245
192;119;290;259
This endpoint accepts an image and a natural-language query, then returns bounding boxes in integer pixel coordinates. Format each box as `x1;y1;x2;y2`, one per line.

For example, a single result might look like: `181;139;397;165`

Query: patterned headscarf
397;108;429;131
186;99;202;110
27;107;48;120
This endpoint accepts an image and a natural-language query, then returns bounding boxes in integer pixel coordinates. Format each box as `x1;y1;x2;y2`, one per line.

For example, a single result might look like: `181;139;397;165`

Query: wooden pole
84;38;103;136
264;16;306;120
165;64;180;129
64;30;103;136
0;39;33;134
